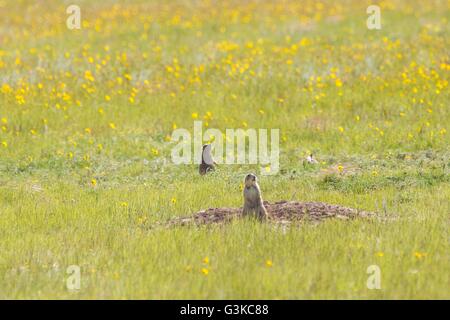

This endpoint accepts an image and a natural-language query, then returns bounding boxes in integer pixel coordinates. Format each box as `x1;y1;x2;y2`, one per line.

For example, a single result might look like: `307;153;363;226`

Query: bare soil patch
164;201;375;227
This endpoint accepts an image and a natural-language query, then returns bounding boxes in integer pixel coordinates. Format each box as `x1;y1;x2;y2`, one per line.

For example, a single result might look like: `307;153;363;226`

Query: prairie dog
306;153;318;164
242;173;268;221
199;144;215;175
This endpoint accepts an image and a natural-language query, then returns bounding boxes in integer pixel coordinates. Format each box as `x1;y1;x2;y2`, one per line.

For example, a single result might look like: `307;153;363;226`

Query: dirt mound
164;201;375;227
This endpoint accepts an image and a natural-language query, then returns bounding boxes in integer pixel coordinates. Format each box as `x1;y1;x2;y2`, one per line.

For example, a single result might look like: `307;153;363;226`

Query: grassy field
0;0;449;299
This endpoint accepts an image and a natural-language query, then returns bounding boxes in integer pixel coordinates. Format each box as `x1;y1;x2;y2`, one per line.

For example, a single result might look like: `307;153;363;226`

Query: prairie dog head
244;173;257;188
201;144;214;165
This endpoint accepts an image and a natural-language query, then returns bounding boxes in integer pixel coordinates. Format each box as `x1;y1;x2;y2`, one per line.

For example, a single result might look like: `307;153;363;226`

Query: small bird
199;144;216;175
306;153;318;164
242;173;268;221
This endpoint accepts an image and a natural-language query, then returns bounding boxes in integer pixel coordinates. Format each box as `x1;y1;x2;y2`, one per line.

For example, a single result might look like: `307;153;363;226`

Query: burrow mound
164;200;375;227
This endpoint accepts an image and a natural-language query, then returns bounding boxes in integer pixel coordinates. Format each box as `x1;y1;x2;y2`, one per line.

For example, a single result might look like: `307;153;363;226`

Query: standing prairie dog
199;144;215;175
242;173;268;221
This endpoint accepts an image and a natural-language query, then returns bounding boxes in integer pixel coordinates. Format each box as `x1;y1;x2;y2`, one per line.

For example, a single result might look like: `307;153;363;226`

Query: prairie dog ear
202;144;214;165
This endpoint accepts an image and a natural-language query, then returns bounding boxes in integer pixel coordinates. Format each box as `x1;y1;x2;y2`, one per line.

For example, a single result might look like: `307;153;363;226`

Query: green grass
0;0;449;299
